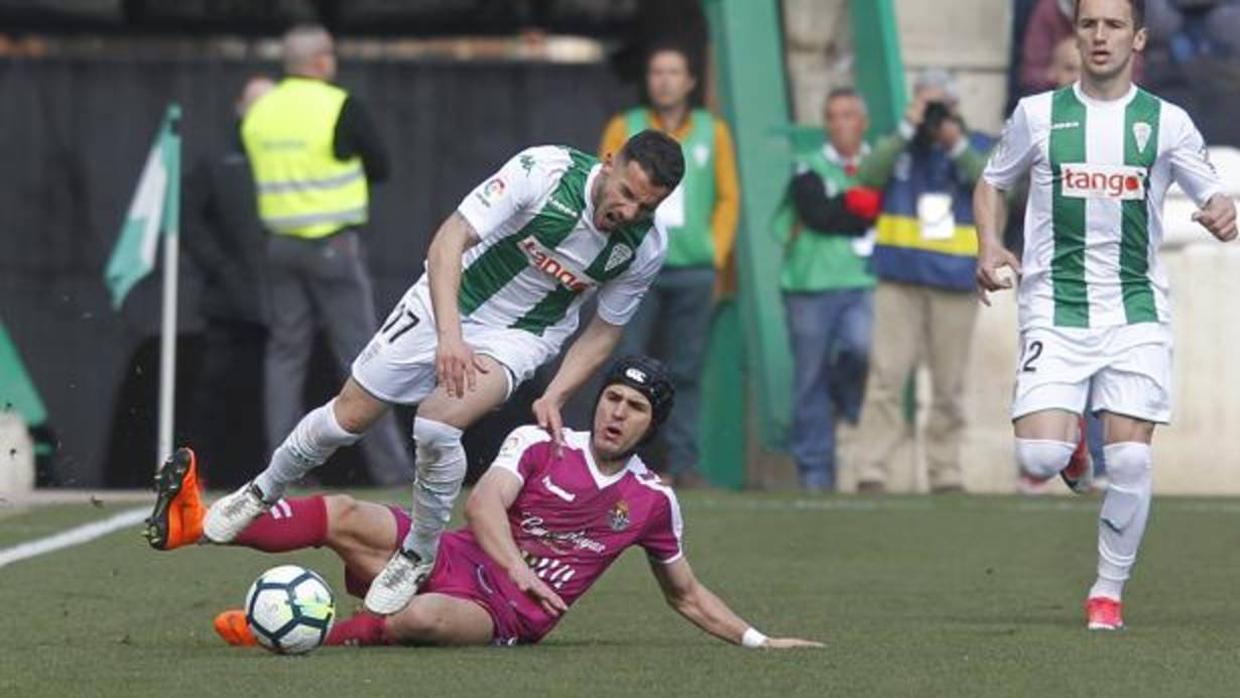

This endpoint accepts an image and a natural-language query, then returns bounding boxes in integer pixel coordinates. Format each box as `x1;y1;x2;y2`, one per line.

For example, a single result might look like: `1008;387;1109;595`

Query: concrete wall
892;243;1240;496
783;0;1010;132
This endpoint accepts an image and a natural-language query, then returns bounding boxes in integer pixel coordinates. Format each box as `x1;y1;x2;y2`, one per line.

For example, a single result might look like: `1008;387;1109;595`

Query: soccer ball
244;565;335;655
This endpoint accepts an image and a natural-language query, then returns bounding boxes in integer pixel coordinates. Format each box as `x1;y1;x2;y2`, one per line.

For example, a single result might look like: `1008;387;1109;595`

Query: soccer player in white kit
202;131;686;616
974;0;1237;630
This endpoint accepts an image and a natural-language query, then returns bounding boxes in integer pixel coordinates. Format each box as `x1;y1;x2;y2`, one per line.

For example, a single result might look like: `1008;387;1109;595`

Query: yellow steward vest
242;77;369;238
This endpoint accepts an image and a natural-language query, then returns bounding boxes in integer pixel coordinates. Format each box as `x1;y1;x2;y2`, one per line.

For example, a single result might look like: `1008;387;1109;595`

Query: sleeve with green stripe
457;148;557;244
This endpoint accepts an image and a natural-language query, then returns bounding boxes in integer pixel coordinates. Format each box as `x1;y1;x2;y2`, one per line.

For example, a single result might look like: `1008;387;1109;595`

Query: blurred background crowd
3;0;1239;496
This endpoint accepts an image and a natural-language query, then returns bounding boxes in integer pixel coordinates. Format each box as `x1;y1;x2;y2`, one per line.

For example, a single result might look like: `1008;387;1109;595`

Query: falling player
147;357;821;650
974;0;1237;630
197;131;685;617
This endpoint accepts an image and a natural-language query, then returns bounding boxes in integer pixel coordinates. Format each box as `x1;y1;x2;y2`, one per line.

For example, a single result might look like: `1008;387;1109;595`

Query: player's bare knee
335;380;388;433
388;602;445;641
1014;439;1075;480
323;494;361;543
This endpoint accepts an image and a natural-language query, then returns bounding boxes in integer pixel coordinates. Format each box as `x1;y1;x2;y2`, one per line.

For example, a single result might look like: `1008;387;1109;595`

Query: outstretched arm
973;178;1022;306
972;99;1036;306
648;557;822;649
464;468;568;617
426;212;490;398
531;313;624;450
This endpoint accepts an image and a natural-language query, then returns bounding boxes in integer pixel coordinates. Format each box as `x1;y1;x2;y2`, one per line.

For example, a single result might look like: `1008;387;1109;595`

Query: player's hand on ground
1193;194;1238;242
975;243;1022;306
508;565;568;617
531;394;566;456
762;637;825;649
435;334;489;398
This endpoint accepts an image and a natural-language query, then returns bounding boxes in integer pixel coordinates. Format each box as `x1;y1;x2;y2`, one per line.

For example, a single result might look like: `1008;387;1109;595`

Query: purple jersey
449;425;684;642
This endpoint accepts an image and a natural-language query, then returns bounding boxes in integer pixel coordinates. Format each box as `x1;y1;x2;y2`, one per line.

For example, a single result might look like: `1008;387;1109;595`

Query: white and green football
244;565;335;655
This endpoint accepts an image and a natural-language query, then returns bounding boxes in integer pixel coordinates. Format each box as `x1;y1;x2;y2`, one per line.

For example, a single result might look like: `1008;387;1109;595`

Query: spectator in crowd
241;25;411;486
851;68;993;493
598;42;740;488
184;75;275;488
1020;0;1143;95
1144;0;1240;63
773;88;881;493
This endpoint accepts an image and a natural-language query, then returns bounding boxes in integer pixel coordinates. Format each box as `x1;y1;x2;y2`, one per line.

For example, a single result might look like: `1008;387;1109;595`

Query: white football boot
203;481;270;543
364;548;434;615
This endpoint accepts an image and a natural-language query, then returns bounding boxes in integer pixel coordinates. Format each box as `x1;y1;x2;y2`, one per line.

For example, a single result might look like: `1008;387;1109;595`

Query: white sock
401;417;467;561
1014;438;1076;481
1089;442;1153;602
254;399;360;501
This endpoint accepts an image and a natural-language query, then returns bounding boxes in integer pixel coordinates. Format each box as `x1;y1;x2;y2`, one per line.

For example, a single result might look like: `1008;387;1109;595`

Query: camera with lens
914;101;953;149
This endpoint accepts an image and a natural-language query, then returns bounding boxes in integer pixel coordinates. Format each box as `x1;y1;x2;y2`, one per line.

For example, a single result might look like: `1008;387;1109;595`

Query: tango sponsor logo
1060;164;1146;200
519;237;593;291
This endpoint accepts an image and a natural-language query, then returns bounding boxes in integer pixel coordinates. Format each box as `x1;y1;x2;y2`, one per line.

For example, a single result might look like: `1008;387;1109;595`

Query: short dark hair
645;40;696;78
826;87;860;101
1074;0;1145;28
619;130;685;191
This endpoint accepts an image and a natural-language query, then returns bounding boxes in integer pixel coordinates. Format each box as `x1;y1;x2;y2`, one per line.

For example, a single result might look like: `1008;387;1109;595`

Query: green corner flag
104;104;182;309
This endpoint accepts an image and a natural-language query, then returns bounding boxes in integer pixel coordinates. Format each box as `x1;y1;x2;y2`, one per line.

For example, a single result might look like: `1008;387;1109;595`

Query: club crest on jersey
1060;164;1147;200
603;244;633;273
519;237;594;292
1133;122;1152;154
608;500;630;531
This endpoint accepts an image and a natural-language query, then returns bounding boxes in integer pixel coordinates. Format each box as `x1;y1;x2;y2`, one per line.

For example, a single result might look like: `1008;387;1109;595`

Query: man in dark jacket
183;76;275;487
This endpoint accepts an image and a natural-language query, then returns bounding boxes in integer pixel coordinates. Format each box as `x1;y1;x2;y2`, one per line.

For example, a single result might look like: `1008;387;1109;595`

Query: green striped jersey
984;83;1220;330
411;146;667;348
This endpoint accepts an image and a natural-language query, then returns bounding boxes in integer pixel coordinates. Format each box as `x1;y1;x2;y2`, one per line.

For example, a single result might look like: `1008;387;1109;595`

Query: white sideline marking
0;506;149;570
688;497;1240;515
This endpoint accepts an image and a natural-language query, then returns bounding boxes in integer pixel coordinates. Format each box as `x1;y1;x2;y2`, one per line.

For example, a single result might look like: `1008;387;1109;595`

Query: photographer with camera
850;68;994;493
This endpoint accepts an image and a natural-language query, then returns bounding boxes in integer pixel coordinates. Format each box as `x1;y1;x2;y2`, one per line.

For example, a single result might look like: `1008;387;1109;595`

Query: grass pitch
4;490;1240;697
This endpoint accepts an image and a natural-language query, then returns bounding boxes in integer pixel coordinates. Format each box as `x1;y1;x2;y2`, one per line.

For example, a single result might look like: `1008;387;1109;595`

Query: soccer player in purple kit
152;357;821;649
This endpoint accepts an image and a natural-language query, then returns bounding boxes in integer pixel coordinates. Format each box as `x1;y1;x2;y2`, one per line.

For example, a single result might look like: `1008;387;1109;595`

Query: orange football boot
213;609;257;647
144;448;206;550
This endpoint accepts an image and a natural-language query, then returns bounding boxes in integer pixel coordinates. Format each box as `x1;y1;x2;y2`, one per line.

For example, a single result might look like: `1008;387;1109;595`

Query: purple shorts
343;506;538;645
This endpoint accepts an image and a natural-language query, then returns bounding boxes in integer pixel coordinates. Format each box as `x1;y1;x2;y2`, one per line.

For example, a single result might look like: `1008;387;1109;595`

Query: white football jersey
409;146;668;351
984;83;1220;330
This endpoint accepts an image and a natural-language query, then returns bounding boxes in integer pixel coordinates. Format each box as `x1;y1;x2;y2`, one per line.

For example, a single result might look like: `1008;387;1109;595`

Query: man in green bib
774;88;882;492
598;43;740;487
241;24;411;487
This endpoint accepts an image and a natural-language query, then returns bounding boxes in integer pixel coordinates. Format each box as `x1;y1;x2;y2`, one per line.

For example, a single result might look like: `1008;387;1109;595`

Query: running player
147;357;821;650
974;0;1237;630
196;132;685;617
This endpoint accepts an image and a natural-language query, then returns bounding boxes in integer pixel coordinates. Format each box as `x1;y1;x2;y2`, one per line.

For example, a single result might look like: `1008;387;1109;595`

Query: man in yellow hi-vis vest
598;43;740;488
241;24;411;487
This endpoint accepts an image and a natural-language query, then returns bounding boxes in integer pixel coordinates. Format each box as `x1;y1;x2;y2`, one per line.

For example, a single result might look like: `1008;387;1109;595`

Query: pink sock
232;495;327;552
326;612;392;646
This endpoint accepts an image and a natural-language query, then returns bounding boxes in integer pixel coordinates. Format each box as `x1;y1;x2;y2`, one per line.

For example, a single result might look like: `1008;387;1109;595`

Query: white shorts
350;289;558;405
1011;322;1173;424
